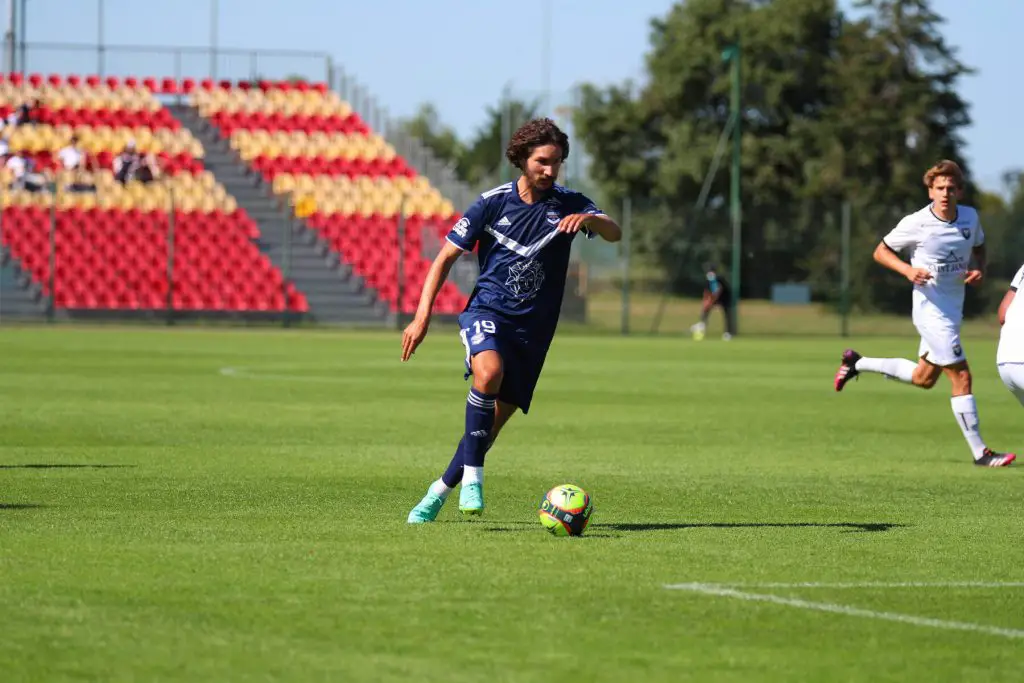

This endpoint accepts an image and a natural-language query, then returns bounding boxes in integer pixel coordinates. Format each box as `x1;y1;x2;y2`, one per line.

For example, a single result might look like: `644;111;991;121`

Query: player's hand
401;316;429;362
963;269;984;286
905;267;933;286
557;214;590;234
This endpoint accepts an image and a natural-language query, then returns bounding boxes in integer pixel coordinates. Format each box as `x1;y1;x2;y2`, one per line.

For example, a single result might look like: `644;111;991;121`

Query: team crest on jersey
960;227;971;240
505;259;546;300
545;211;561;226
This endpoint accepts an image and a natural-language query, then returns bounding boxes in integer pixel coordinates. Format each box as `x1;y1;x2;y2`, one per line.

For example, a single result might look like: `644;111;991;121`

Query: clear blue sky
17;0;1022;194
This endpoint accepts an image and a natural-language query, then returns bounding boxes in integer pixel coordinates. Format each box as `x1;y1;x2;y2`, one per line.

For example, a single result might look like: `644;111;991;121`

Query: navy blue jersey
446;182;604;333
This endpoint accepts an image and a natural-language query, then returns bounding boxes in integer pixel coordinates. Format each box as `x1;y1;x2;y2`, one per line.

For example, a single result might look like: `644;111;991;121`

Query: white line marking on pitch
665;583;1024;640
219;366;354;384
707;581;1024;589
218;363;451;383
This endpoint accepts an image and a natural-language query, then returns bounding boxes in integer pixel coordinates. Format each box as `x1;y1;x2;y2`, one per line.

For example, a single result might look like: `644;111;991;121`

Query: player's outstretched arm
401;241;464;362
964;245;986;286
873;241;931;285
557;213;622;242
999;288;1015;326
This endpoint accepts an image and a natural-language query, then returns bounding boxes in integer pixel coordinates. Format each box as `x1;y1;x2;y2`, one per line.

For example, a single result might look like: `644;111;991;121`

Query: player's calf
459;351;502;516
836;350;933;391
910;363;941;389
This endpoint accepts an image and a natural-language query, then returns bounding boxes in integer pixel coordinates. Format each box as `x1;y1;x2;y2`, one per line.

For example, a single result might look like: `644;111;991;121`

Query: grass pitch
2;324;1023;682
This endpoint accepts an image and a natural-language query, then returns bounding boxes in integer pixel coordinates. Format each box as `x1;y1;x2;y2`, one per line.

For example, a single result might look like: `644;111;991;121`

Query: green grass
583;289;1006;338
2;325;1024;682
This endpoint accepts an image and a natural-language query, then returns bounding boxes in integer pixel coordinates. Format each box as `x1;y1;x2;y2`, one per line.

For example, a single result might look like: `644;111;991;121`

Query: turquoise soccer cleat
407;491;445;524
459;482;485;517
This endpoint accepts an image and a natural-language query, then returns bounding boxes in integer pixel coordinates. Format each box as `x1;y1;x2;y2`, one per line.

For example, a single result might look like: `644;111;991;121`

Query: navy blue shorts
458;310;550;414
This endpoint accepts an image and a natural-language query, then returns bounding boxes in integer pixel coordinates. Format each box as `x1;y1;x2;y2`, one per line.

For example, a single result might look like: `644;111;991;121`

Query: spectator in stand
113;141;141;184
7;98;41;127
58;135;96;193
5;150;50;192
113;141;161;185
58;135;88;171
135;151;162;184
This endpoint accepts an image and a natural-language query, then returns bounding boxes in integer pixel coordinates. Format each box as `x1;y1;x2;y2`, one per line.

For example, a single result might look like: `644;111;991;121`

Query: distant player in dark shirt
691;264;735;340
402;118;622;523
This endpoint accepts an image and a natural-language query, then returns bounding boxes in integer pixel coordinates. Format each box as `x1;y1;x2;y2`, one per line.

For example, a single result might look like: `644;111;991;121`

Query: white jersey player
833;160;1015;467
996;264;1024;406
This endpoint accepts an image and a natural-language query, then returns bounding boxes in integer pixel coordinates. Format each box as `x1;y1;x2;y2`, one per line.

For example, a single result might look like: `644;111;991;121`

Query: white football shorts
998;363;1024;407
916;318;966;367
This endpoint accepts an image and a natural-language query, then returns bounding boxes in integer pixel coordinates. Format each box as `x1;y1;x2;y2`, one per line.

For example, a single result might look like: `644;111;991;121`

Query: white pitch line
704;581;1024;589
218;366;357;384
665;583;1024;640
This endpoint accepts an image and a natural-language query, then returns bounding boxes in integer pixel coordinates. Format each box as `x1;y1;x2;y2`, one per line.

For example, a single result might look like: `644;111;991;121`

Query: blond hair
923;160;964;189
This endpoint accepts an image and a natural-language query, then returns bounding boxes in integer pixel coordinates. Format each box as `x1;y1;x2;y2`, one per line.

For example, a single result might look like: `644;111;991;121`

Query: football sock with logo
855;357;916;384
435;438;466;496
463;388;497;481
950;394;987;460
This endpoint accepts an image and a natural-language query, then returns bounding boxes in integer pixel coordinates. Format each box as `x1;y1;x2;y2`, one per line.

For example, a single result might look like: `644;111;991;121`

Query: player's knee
471;354;504;392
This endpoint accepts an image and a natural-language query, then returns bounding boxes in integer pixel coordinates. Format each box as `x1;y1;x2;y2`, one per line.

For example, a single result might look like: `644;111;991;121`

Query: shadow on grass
0;464;135;470
470;520;904;536
595;522;904;533
0;503;46;510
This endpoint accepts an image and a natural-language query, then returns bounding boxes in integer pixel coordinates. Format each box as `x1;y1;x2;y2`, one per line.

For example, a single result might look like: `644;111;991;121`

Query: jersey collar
929;205;959;224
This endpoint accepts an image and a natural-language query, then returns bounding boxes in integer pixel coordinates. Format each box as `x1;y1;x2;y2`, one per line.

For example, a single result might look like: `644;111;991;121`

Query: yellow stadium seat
76;192;98;210
175;195;198;212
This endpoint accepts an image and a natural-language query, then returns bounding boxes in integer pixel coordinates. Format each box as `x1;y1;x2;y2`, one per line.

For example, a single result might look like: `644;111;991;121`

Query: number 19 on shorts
461;319;498;353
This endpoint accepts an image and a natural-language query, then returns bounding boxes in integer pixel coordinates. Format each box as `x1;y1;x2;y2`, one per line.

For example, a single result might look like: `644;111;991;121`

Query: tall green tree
461;95;541;187
573;0;978;313
395;103;468;178
397;96;541;188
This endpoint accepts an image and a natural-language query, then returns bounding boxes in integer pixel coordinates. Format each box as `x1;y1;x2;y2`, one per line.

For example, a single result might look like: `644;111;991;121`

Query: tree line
398;0;1023;316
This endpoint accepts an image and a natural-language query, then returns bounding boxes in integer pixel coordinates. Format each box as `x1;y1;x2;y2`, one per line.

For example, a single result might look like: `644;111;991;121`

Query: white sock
429;479;452;499
950;394;987;459
463;466;483;485
855;357;916;383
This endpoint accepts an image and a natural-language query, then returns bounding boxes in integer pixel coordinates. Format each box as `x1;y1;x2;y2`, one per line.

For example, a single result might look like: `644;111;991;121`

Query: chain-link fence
576;195;1024;339
2;40;1020;337
0;175;315;325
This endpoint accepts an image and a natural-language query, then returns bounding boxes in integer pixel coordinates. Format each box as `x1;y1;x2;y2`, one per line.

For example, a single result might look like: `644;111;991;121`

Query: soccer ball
538;484;593;536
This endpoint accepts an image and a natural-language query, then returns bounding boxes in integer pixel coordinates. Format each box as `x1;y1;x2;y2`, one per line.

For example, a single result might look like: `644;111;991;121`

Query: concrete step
169;104;389;324
1;250;46;319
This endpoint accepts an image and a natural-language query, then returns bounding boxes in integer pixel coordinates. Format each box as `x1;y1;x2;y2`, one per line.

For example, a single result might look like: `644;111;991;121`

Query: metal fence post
47;189;56;323
0;184;4;321
166;184;175;326
621;196;632;336
282;211;293;328
840;201;851;338
397;197;406;330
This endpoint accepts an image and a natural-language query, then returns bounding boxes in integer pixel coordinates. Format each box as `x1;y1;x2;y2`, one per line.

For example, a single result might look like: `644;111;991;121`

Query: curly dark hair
505;118;570;170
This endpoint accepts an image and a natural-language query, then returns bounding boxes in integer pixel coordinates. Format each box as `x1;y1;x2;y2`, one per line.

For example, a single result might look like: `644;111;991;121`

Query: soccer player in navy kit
401;118;622;523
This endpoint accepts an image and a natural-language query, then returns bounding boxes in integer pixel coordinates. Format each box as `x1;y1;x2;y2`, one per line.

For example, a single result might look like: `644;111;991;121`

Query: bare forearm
414;261;453;322
873;242;911;278
586;215;622;242
999;290;1015;325
973;245;986;273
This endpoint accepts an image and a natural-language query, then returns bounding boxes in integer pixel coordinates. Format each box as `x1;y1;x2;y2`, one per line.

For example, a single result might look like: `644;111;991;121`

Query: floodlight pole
210;0;219;80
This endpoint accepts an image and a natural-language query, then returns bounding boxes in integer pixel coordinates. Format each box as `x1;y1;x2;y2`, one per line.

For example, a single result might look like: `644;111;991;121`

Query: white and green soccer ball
538;484;593;537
